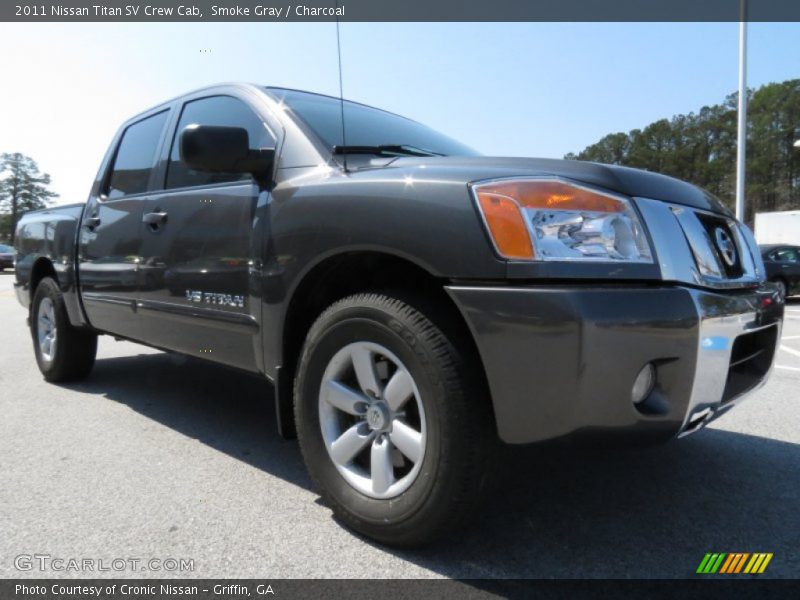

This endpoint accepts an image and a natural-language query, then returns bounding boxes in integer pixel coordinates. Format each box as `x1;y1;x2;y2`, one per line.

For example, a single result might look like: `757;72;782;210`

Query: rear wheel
295;292;497;547
31;277;97;382
773;278;788;299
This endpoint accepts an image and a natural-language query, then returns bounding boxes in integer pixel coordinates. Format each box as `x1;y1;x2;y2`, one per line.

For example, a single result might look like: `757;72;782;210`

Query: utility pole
735;1;748;222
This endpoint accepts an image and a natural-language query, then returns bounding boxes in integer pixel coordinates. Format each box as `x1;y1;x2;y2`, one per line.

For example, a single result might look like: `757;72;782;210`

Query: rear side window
166;95;274;190
106;110;169;199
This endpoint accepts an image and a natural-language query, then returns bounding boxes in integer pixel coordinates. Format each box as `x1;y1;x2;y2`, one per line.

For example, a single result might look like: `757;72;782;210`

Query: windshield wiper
332;144;444;157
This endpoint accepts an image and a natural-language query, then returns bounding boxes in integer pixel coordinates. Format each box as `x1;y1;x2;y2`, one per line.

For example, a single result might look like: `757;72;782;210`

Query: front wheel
295;293;497;547
31;277;97;382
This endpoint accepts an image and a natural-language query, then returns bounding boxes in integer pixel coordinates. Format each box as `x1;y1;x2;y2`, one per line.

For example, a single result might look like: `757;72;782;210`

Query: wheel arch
29;257;58;306
274;250;490;439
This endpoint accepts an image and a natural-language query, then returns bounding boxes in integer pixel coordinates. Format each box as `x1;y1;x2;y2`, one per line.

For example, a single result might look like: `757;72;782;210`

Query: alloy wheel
318;341;426;499
37;297;58;363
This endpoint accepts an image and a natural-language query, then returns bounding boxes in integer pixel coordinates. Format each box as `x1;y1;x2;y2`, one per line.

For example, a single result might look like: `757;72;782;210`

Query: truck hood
384;156;733;217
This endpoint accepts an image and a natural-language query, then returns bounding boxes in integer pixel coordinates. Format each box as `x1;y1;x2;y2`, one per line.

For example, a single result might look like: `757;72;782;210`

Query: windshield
0;244;13;253
268;88;479;157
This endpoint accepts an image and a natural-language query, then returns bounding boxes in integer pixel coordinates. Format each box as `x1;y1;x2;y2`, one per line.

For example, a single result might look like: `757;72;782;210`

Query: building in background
755;210;800;245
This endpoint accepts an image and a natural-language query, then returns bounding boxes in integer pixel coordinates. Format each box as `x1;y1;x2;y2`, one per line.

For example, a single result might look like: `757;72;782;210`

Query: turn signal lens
479;180;625;213
476;192;535;259
472;178;653;263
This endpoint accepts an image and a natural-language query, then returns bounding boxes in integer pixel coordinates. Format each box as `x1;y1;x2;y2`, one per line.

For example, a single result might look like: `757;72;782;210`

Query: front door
136;95;276;371
78;109;170;340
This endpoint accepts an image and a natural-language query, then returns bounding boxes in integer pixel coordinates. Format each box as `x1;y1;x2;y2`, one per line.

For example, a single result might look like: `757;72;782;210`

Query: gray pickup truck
14;84;783;546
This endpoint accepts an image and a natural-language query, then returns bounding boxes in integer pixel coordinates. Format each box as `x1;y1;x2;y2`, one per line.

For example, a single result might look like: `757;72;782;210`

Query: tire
774;279;788;299
294;292;497;547
31;277;97;382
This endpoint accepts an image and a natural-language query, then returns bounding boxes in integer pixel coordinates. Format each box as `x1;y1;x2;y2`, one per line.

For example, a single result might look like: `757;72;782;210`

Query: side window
776;248;799;263
166;96;274;190
106;111;169;199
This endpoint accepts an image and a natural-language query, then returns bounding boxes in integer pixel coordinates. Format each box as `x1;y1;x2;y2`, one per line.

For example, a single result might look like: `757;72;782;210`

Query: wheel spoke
370;436;395;494
384;367;414;411
389;420;423;464
351;345;380;397
36;298;58;361
330;424;374;465
323;380;367;416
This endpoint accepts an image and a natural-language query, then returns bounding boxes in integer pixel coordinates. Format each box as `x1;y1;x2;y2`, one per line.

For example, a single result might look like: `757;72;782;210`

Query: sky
0;21;798;205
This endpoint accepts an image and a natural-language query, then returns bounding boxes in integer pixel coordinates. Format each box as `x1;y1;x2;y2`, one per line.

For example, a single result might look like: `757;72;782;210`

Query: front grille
668;205;759;287
721;325;778;403
695;213;744;279
632;198;765;291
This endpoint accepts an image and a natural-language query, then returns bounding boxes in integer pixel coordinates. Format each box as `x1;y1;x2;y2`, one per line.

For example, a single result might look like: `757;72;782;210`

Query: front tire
295;293;496;547
31;277;97;382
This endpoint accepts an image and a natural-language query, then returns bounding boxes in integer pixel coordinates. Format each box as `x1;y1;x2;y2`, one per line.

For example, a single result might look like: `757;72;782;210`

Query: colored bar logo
696;553;773;574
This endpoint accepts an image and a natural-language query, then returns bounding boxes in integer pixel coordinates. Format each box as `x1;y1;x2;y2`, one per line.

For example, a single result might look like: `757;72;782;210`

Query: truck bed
13;203;85;319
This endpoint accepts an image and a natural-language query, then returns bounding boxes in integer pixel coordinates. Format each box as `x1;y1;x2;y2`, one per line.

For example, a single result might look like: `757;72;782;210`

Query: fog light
632;363;656;405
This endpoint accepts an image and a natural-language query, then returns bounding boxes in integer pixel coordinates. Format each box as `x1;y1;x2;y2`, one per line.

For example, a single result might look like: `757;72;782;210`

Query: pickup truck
14;84;783;546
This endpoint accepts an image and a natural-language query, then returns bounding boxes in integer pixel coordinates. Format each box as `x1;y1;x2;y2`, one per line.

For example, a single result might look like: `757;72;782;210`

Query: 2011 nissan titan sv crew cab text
14;84;784;546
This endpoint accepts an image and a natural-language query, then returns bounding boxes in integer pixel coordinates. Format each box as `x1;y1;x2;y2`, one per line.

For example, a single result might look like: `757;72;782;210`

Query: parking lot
0;271;798;579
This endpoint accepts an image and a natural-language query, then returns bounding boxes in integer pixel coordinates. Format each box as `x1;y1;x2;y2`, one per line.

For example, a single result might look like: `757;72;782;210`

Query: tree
0;153;59;244
566;79;800;225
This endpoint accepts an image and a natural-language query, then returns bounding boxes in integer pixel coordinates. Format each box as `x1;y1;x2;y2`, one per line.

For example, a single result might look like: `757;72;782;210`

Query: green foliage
0;152;59;244
566;80;800;224
0;213;11;244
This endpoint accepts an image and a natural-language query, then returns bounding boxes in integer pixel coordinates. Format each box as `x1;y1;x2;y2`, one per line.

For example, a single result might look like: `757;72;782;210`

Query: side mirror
180;124;274;181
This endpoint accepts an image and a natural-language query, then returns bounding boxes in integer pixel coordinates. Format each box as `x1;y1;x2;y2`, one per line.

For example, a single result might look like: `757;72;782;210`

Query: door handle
84;216;101;230
143;211;168;228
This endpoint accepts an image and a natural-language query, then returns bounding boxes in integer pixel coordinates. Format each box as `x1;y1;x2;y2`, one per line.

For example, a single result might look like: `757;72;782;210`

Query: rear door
78;109;170;339
136;94;277;371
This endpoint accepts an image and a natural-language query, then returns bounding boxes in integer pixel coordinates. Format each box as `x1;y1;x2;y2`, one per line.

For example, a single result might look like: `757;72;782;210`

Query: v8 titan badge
185;290;245;308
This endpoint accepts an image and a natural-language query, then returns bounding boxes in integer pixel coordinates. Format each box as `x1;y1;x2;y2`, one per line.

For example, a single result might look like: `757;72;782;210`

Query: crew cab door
136;95;276;371
78;109;170;340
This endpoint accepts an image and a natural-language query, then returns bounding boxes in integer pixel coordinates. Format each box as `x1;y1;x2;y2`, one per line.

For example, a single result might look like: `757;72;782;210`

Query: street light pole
735;2;748;222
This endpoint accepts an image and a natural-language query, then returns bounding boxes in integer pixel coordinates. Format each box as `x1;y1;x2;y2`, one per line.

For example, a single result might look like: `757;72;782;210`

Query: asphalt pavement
0;272;798;579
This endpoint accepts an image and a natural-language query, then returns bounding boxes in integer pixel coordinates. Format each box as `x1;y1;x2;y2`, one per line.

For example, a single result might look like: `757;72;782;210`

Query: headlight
472;178;653;262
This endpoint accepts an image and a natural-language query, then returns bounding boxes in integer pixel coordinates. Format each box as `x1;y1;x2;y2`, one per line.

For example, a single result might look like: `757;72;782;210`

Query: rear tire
294;292;497;547
773;278;788;299
31;277;97;382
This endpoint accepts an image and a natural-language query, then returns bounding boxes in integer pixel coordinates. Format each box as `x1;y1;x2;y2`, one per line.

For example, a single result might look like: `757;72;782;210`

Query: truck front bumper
446;283;783;444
